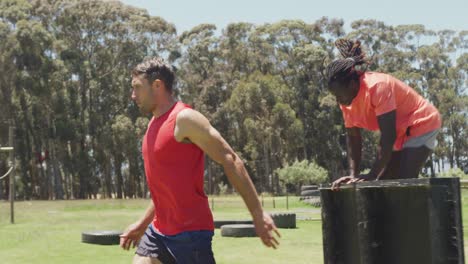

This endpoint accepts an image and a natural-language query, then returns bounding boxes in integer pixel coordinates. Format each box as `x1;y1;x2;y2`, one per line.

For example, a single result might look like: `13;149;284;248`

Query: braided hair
326;39;369;87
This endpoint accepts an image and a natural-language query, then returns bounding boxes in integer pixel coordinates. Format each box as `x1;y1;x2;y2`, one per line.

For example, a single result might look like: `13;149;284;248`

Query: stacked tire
82;231;122;245
300;185;321;208
270;213;296;229
221;224;257;237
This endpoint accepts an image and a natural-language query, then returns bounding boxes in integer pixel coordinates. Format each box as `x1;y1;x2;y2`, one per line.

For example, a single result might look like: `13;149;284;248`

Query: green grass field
0;193;466;264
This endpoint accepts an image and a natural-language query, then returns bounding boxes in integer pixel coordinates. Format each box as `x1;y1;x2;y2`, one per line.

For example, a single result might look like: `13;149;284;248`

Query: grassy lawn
0;192;466;264
0;196;321;264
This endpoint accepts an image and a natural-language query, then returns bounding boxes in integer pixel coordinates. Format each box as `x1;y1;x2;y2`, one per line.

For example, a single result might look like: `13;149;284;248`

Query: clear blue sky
121;0;467;33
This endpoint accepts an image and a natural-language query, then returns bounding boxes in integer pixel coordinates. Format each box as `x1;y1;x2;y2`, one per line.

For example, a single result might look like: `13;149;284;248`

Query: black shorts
135;224;216;264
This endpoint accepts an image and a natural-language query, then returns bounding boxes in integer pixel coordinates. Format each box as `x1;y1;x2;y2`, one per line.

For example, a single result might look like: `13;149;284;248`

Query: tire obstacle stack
300;185;321;208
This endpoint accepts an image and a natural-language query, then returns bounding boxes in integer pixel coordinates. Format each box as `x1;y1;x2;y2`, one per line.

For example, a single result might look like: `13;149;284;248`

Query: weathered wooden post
0;123;15;224
320;178;464;264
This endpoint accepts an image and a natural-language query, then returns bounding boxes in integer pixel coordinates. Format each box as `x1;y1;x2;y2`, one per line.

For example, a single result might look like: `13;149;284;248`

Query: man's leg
399;146;432;179
132;255;162;264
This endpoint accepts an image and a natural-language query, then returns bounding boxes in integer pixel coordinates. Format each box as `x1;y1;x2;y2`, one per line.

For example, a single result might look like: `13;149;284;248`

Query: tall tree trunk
52;138;66;200
263;142;271;193
17;125;32;199
128;157;139;198
52;148;64;200
79;69;89;199
115;156;123;199
63;166;70;199
77;148;89;199
19;95;35;199
449;137;455;168
45;137;54;200
104;155;113;198
66;141;76;200
133;155;143;198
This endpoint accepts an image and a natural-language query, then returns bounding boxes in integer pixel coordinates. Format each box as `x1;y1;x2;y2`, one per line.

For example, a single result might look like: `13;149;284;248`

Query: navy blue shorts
135;224;216;264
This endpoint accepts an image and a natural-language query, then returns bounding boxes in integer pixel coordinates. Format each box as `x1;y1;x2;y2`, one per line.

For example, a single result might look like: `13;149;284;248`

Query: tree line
0;0;466;200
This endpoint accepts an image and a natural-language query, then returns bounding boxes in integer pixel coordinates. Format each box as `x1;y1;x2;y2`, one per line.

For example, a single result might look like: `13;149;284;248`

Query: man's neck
152;97;177;119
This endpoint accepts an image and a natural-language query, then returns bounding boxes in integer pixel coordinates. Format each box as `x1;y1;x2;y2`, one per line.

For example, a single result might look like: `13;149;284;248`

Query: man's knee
132;254;162;264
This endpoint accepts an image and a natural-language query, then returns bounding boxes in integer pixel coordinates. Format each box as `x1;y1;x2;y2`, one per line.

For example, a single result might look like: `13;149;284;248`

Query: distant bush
276;159;328;190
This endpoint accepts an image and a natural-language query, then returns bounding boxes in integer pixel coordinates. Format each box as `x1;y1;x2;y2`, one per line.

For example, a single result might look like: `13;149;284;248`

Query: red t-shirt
340;72;441;150
142;102;214;235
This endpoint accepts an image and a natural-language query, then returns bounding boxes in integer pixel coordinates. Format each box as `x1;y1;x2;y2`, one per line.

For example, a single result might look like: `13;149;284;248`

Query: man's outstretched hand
253;212;281;249
120;222;146;251
331;174;376;191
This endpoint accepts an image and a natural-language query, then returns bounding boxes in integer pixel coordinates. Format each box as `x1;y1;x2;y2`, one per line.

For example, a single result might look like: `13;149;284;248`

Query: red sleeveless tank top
142;102;214;235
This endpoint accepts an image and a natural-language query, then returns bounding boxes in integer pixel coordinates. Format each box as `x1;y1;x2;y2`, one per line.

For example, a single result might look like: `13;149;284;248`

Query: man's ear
152;79;161;91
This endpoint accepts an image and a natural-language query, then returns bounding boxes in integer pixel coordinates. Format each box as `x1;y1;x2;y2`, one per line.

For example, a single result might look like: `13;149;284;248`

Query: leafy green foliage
276;159;328;186
0;1;466;199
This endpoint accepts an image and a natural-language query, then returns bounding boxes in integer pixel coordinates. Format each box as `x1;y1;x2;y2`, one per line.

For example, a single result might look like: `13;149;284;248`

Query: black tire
312;200;322;208
303;197;322;208
82;230;122;245
300;189;320;197
221;224;257;237
270;213;296;229
300;185;318;191
214;220;253;229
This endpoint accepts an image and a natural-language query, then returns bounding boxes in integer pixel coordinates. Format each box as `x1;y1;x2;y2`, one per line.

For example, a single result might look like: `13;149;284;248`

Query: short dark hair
326;39;369;87
132;57;175;92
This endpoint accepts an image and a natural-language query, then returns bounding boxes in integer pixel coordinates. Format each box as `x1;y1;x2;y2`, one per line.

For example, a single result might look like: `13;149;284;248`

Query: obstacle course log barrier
320;178;464;264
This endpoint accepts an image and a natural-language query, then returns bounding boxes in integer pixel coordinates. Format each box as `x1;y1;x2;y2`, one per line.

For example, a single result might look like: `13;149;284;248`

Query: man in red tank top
120;58;280;264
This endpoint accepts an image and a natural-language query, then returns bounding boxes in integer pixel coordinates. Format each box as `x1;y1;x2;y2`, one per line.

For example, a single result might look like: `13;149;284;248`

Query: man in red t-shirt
327;39;441;189
120;58;280;264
